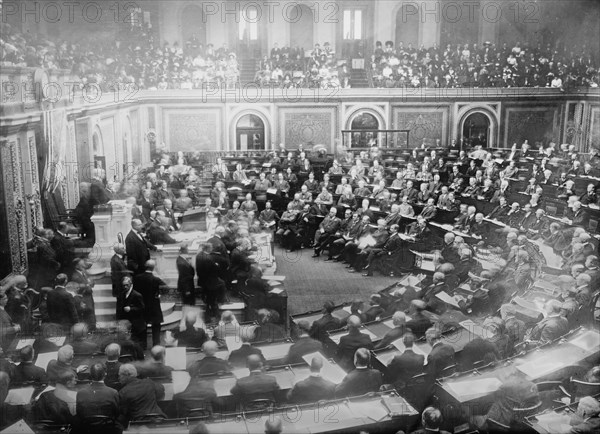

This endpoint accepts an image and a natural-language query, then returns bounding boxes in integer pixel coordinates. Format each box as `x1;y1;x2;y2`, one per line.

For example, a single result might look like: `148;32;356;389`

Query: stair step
96;310;183;331
95;302;176;321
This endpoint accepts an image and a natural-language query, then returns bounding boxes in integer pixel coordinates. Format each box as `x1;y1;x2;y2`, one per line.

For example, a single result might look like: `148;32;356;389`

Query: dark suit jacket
13;361;48;384
121;290;146;338
230;371;280;401
335;331;373;370
426;342;456;379
285;337;323;365
118;378;165;423
309;314;341;342
51;232;75;271
287;374;335;404
125;230;156;274
46;286;79;328
228;344;265;368
173;378;218;417
529;315;569;343
188;356;232;377
253;323;286;343
335;368;383;398
176;255;196;305
110;254;130;298
34;390;74;424
104;360;122;390
133;272;166;324
206;236;229;260
76;381;121;423
147;226;176;245
387;349;424;385
406;314;433;338
374;326;406;350
173;327;207;349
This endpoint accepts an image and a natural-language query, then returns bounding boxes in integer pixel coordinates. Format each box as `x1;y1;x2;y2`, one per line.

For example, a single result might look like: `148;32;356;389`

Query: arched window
350;112;379;148
236;114;265;150
462;112;490;148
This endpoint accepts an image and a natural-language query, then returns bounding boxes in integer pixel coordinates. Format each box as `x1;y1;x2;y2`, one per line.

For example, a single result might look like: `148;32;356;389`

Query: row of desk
124;391;419;434
436;327;599;406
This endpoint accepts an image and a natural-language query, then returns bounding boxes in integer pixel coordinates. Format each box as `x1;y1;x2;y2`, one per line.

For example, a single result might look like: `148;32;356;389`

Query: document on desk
302;352;347;384
171;371;191;395
535;412;572;433
568;330;600;353
232;368;250;379
213;376;237;397
46;336;66;346
4;387;35;406
165;347;187;370
346;399;389;422
15;339;36;350
516;358;565;379
225;336;243;352
0;420;35;434
435;291;461;309
259;342;292;360
446;377;502;401
35;352;56;370
459;320;489;339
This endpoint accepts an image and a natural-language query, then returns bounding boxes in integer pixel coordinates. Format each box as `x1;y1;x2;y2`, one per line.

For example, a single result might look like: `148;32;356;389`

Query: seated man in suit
386;333;424;387
228;333;265;368
287;356;335;404
135;345;173;379
526;299;569;344
188;341;232;377
173;311;208;349
406;300;433;339
76;363;122;432
104;343;122;391
70;322;99;355
252;309;286;343
173;374;219;418
309;301;342;342
335;315;374;370
13;345;48;384
335;348;382;398
34;370;76;424
117;363;165;424
374;311;407;350
230;354;280;403
47;345;85;384
424;327;455;380
285;320;323;365
412;407;452;434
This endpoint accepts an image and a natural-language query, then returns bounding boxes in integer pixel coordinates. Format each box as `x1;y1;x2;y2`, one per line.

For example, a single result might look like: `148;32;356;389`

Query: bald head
105;343;121;361
247;354;263;371
309;356;324;373
71;323;88;340
150;345;166;362
202;341;218;357
347;315;362;330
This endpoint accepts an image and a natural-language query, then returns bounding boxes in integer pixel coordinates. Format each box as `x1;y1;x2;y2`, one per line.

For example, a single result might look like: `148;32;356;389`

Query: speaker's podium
180;209;207;232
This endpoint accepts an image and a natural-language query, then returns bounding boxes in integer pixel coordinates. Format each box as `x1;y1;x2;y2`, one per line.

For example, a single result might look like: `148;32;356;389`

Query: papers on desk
459;320;490;339
15;339;36;350
35;352;56;370
165;347;187;370
446;377;502;402
232;368;250;379
513;296;545;315
213;376;237;397
4;387;35;406
268;287;284;294
0;420;34;434
535;412;572;433
569;330;600;352
328;328;378;345
46;336;66;346
398;274;425;287
357;235;376;249
225;336;243;352
435;291;462;309
301;352;347;384
171;371;191;395
346;399;389;422
259;342;292;360
516;358;565;379
266;188;278;195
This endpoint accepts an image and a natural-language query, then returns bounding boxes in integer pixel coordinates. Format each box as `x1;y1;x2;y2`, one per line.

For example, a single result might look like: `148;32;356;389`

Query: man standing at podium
125;219;158;275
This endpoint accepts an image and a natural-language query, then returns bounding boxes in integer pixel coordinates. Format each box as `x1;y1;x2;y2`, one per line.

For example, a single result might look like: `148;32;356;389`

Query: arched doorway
181;5;206;49
350;112;379;148
395;5;419;48
290;5;314;52
236;114;265;151
462;112;490;148
92;129;107;182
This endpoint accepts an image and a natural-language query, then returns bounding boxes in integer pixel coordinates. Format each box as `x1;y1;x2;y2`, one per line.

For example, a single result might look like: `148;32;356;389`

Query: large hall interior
0;0;600;433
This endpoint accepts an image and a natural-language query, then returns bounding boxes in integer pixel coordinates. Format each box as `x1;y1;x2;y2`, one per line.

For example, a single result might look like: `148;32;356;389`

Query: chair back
512;401;542;421
32;420;71;434
244;398;275;412
81;415;120;434
486;418;510;433
571;378;600;399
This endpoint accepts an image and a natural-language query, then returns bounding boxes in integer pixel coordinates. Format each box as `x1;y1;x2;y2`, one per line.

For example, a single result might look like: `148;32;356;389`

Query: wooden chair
485;418;510;433
80;415;120;434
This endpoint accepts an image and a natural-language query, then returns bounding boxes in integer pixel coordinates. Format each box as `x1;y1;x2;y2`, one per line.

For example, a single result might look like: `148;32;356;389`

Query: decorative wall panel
279;107;337;150
163;109;220;152
590;107;600;151
505;107;559;146
392;106;449;148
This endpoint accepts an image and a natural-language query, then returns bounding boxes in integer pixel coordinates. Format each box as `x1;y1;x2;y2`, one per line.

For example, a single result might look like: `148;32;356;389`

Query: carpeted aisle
273;245;399;315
